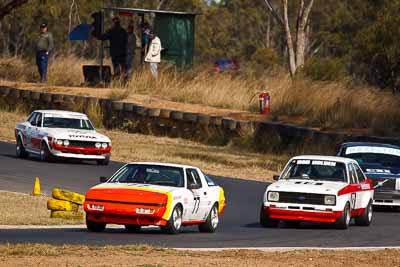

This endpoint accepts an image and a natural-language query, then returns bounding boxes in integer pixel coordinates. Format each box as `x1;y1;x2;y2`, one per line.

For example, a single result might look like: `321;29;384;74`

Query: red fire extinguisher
259;92;270;114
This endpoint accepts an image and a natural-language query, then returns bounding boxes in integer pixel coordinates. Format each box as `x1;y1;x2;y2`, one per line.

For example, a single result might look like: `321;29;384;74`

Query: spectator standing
36;22;54;83
145;31;162;79
100;17;128;78
126;24;137;77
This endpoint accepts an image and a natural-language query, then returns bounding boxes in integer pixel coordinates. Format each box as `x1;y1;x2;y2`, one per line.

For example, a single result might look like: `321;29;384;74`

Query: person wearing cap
35;22;54;82
126;24;137;78
100;17;128;78
145;31;162;79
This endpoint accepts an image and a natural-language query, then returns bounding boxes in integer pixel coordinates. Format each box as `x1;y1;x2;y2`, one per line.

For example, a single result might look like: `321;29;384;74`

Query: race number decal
192;196;200;214
350;193;356;209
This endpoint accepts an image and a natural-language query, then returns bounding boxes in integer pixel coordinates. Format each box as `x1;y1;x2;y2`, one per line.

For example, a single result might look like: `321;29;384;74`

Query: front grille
278;192;325;205
370;177;396;190
68;140;97;148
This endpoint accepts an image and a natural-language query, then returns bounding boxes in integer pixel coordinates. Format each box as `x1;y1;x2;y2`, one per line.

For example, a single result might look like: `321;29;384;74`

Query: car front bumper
84;200;168;226
373;190;400;206
50;143;111;160
263;206;343;223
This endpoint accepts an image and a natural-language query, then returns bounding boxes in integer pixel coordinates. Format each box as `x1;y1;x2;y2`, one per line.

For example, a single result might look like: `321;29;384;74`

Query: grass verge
0;191;84;225
0;109;283;182
0;244;399;266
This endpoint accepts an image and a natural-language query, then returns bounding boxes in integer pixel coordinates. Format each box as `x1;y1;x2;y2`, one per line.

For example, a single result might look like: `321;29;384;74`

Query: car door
347;163;360;211
352;163;373;207
185;168;209;221
29;112;43;152
25;112;38;150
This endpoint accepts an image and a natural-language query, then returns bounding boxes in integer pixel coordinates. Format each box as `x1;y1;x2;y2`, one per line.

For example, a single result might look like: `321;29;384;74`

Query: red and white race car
15;110;111;165
260;155;374;229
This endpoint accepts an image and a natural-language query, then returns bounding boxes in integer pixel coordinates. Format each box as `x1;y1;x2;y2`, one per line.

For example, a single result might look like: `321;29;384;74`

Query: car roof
340;142;400;150
125;162;198;169
33;110;88;118
291;155;357;164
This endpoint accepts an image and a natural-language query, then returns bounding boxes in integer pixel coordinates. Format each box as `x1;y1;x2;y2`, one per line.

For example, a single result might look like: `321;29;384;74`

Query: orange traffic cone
32;176;41;196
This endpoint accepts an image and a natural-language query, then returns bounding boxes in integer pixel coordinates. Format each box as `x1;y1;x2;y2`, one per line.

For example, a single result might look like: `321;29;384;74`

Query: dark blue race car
337;142;400;207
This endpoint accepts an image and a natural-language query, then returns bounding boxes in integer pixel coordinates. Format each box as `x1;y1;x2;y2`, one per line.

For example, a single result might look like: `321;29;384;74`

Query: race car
84;162;226;234
15;110;111;165
337;142;400;207
260;155;374;229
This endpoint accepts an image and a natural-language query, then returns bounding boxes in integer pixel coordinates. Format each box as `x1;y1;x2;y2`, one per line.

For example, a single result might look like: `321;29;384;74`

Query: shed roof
103;7;200;16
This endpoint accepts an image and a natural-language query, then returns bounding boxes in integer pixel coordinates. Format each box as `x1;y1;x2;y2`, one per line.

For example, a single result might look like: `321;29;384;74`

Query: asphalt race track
1;141;400;248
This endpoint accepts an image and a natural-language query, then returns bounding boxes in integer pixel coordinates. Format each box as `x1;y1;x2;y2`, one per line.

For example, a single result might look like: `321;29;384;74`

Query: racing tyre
40;142;54;162
125;224;142;233
354;200;373;226
335;202;351;229
86;218;106;232
199;204;219;233
260;206;279;228
97;155;110;166
162;205;182;234
16;137;28;158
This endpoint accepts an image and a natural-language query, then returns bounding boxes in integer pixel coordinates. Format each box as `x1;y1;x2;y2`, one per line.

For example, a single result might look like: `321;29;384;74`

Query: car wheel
162;205;182;234
97;155;110;166
40;142;54;162
125;224;141;232
86;218;106;232
16;137;28;158
199;204;219;233
260;206;279;228
335;202;351;229
354;200;373;226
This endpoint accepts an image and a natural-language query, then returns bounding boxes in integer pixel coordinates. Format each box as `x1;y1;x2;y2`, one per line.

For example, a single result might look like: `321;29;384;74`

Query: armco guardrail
1;85;400;150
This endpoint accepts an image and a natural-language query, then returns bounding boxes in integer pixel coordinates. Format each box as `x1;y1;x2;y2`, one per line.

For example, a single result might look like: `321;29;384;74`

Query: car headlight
95;142;101;148
324;195;336;205
268;191;279;202
63;140;69;146
56;139;63;146
101;142;108;148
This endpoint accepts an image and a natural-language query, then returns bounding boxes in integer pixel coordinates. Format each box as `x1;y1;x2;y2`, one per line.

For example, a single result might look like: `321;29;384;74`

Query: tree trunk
266;15;271;48
282;0;297;76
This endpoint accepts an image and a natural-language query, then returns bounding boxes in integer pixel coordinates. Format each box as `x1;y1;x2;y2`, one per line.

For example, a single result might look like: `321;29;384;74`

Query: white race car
84;162;226;234
15;110;111;165
260;155;374;229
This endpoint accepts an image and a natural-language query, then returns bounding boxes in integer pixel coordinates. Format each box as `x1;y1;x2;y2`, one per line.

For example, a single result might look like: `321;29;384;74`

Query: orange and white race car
261;156;374;229
84;162;226;234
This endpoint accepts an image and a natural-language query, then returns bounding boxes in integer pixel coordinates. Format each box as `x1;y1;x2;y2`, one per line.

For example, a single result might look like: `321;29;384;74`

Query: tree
263;0;314;76
0;0;29;21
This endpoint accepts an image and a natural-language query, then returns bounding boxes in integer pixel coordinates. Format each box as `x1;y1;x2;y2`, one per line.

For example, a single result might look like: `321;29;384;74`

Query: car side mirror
273;175;280;181
99;176;109;183
188;183;201;190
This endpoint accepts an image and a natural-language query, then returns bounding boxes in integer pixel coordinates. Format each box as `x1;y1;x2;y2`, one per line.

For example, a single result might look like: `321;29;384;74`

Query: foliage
301;58;346;81
251;47;278;70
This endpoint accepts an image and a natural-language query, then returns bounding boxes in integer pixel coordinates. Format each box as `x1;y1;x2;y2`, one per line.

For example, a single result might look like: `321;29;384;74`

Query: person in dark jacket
36;22;54;82
100;17;127;77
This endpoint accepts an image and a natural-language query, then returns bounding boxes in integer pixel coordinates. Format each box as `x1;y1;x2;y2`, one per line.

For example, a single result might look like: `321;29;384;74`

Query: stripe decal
218;187;225;213
85;198;165;207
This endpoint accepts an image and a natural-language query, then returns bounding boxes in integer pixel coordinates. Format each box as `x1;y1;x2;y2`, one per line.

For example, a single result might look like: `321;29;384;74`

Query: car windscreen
345;146;400;167
108;164;184;187
281;159;347;182
43;116;94;130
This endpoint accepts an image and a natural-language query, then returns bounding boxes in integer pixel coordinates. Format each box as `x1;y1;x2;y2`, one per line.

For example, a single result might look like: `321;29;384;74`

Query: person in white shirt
144;31;162;79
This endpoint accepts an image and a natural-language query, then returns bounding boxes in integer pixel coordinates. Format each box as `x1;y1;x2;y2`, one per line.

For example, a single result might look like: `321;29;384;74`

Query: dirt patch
0;244;399;266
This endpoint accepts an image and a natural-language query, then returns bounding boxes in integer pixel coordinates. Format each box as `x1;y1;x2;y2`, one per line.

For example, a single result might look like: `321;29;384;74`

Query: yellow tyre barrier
50;211;84;220
52;188;85;205
47;199;79;212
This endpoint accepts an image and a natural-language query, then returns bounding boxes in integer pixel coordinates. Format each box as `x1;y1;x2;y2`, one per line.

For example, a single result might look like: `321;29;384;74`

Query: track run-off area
0;141;400;248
